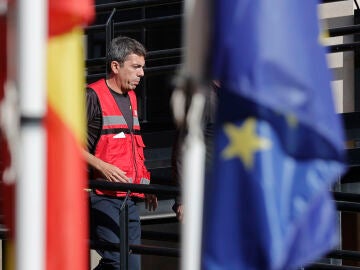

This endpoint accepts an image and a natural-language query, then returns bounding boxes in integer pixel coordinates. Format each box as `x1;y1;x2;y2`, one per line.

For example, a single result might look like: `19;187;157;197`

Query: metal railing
89;179;180;270
88;178;360;270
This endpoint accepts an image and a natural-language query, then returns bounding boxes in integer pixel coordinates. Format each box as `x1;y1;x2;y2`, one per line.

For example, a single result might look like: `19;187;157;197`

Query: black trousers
90;193;141;270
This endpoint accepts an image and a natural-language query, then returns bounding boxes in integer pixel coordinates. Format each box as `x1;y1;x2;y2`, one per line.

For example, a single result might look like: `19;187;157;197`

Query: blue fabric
90;193;141;270
201;1;346;270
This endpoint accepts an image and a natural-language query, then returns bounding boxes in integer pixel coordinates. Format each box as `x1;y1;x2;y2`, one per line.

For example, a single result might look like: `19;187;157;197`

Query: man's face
114;53;145;93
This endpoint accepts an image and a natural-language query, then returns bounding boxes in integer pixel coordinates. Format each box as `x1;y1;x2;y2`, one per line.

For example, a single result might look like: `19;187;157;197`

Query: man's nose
138;68;144;77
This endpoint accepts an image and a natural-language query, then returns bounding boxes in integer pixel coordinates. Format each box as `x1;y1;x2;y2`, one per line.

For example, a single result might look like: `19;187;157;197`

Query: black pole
355;0;360;10
120;191;131;270
105;8;116;75
140;6;148;123
355;9;360;111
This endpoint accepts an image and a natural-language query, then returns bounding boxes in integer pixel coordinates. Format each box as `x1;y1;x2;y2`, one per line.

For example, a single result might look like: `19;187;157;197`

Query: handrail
130;244;179;257
89;179;180;196
142;230;179;242
333;191;360;203
306;263;360;270
328;249;360;261
336;201;360;212
329;24;360;37
89;179;360;213
328;42;360;52
90;241;179;257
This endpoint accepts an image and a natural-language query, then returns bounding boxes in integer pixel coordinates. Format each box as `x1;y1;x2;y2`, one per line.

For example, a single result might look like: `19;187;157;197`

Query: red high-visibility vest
88;79;150;198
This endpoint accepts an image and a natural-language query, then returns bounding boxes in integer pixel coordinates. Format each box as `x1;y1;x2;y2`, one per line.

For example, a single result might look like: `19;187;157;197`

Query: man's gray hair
106;36;146;74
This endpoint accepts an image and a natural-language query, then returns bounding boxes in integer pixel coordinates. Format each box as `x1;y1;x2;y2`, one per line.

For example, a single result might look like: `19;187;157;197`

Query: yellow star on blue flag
222;118;271;169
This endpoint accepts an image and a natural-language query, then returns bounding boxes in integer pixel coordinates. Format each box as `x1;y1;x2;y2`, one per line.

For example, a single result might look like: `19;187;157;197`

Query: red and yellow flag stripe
46;1;93;269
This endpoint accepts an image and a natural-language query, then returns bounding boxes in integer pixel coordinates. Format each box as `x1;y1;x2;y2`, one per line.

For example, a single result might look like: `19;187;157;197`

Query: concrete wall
319;0;355;113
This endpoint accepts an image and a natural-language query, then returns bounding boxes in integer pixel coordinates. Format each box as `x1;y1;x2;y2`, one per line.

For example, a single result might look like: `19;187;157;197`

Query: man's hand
145;194;158;211
83;150;130;183
174;204;183;222
99;161;130;183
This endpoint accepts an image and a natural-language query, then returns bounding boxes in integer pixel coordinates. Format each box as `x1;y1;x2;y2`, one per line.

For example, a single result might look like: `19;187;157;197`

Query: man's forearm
83;149;102;171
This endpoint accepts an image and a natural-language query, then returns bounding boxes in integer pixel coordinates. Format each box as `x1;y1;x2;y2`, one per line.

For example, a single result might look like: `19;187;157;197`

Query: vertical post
105;8;116;75
180;0;210;269
119;191;130;270
140;7;148;123
16;0;47;269
354;9;360;111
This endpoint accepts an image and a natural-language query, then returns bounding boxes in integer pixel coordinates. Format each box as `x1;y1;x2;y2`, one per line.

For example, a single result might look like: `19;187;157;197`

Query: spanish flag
46;1;93;269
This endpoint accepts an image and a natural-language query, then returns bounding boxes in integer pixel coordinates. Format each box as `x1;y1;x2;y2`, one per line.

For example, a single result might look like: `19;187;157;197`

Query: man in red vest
84;36;158;270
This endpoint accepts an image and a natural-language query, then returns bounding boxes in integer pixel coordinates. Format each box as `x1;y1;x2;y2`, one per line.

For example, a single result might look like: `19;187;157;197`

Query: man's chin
128;84;137;90
123;88;132;93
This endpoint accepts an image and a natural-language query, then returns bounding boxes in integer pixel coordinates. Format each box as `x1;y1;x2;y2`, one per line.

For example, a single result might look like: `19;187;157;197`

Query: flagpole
180;92;206;270
16;0;46;269
179;0;210;269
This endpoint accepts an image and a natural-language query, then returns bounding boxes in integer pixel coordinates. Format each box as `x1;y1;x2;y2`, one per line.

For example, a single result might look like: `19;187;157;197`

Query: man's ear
111;61;120;74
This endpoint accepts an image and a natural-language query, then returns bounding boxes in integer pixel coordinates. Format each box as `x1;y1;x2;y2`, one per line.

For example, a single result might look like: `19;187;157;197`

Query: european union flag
201;1;346;270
